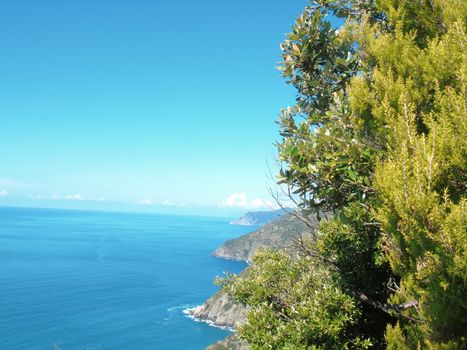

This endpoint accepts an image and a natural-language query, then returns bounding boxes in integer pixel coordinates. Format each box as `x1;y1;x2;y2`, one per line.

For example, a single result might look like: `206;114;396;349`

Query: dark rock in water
229;208;287;226
215;214;314;262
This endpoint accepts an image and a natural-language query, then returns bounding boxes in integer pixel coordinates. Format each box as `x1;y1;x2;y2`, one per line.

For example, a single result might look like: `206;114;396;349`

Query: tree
219;0;466;349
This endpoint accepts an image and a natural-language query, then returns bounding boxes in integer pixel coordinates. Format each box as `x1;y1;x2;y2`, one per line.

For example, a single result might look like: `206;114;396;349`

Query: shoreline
183;307;235;332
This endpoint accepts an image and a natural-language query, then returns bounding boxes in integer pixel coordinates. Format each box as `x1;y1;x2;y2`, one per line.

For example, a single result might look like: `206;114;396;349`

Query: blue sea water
0;207;250;350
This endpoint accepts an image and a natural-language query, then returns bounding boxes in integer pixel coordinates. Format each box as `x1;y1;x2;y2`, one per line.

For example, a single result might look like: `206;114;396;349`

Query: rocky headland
229;208;287;226
188;288;249;329
214;213;313;262
206;335;249;350
188;211;321;349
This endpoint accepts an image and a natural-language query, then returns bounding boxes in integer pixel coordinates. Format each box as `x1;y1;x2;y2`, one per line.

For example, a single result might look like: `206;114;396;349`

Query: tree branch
350;291;422;323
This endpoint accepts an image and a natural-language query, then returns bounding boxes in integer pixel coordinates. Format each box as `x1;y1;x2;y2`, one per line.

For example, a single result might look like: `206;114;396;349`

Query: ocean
0;207;249;350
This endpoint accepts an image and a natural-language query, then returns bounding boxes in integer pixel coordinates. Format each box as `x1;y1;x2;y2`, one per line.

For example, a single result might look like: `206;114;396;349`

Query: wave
182;306;235;332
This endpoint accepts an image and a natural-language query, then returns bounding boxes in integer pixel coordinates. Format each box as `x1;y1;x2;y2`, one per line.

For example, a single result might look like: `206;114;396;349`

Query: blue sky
0;0;306;216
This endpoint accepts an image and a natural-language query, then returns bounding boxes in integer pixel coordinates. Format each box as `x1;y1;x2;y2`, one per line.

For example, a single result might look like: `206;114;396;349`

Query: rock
206;335;248;350
188;289;249;328
202;212;325;349
229;209;288;226
214;214;314;262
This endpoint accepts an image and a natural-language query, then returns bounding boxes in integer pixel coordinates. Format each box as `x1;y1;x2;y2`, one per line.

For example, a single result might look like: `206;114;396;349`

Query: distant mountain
229;208;288;226
217;213;313;262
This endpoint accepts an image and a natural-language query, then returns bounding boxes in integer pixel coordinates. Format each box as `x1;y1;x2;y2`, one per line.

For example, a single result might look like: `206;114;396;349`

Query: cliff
214;213;312;262
197;213;320;349
206;335;249;350
188;289;249;328
229;208;287;226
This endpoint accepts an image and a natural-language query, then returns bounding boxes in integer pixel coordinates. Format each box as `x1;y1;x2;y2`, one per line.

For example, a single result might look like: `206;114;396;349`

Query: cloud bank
139;198;154;206
28;194;106;202
138;199;189;207
220;192;275;209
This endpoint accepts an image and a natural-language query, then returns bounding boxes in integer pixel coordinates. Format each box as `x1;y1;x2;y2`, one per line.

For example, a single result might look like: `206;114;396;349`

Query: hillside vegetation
218;1;466;349
192;214;311;348
229;209;287;226
214;214;311;262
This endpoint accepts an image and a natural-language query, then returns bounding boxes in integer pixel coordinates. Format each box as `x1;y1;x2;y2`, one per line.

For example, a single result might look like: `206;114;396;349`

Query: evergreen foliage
219;0;466;348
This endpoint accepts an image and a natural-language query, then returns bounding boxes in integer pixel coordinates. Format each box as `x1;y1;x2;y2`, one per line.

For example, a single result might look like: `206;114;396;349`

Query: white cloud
138;198;189;207
139;198;154;206
0;190;8;197
162;199;189;207
220;192;275;209
27;194;48;200
59;194;83;201
0;178;25;189
28;194;105;202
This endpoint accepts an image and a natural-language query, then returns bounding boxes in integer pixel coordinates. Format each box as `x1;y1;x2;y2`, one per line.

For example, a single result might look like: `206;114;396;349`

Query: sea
0;206;250;350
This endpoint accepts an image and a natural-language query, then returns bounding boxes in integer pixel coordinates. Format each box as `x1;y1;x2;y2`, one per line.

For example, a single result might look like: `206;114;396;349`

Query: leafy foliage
219;249;368;350
220;1;466;349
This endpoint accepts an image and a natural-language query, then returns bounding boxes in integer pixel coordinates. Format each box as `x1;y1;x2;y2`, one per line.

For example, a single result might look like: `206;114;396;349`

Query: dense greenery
219;1;466;348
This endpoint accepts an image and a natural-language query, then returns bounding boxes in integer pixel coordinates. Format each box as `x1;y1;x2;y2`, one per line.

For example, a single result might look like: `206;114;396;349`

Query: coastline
183;307;235;332
0;207;246;350
189;213;314;349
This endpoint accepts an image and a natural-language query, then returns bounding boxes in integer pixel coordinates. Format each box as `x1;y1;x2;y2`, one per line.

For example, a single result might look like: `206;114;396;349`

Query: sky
0;0;307;216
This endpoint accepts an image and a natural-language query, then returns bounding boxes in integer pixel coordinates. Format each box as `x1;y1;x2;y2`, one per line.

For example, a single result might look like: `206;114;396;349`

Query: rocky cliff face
214;214;312;262
188;287;249;349
206;335;249;350
229;208;287;226
197;213;321;349
188;289;248;328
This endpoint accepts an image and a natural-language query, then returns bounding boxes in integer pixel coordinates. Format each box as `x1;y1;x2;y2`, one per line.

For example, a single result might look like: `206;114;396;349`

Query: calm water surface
0;207;249;350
